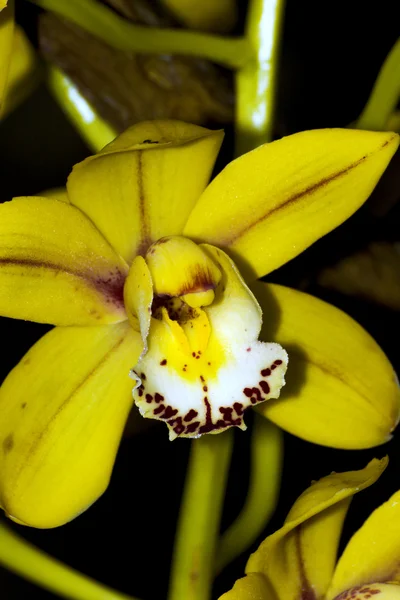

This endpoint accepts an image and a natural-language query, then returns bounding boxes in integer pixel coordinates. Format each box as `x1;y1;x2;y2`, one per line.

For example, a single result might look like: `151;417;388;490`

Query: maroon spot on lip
259;380;270;394
220;406;233;420
184;409;198;422
261;368;271;377
271;364;277;370
233;402;244;415
185;421;200;434
274;359;283;365
203;386;208;392
243;388;253;398
246;347;251;352
160;359;167;366
145;393;153;403
153;404;165;415
161;406;178;420
140;372;146;380
200;375;205;382
138;388;144;397
154;393;164;403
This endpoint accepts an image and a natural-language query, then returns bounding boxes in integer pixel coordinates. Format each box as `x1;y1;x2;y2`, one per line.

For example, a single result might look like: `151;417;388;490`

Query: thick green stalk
235;0;286;154
356;38;400;131
168;431;233;600
0;522;139;600
28;0;250;69
215;415;283;573
48;67;117;152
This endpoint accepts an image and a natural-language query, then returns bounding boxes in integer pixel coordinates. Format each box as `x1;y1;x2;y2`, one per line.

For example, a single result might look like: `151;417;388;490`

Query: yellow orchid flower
0;1;39;119
0;120;399;530
219;457;400;600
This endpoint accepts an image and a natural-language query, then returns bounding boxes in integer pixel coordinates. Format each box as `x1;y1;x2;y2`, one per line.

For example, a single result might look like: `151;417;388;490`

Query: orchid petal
328;489;400;597
130;245;287;439
184;129;399;281
253;282;400;449
67;120;223;263
0;196;128;325
219;573;276;600
0;322;142;528
244;459;387;600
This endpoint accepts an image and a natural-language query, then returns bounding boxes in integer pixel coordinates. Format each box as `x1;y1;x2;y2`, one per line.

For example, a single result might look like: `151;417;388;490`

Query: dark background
0;0;399;598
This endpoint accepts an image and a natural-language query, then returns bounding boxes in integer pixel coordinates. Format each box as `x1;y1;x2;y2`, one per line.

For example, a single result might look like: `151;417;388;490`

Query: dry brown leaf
39;1;234;133
318;242;400;310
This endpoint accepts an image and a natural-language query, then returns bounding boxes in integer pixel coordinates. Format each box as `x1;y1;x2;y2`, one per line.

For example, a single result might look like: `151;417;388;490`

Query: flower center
124;236;288;439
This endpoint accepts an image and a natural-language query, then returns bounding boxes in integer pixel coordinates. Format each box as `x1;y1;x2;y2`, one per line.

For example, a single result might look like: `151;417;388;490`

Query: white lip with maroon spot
130;340;288;440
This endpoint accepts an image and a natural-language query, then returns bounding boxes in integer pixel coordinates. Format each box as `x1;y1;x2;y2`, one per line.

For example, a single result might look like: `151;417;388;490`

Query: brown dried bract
39;0;234;132
318;241;400;311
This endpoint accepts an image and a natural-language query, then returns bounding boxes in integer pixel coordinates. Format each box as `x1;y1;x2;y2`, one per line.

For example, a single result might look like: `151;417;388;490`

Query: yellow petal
2;25;39;118
0;196;128;325
219;573;276;600
39;187;69;203
123;255;152;348
0;0;13;112
145;236;221;300
0;322;142;528
184;129;399;281
253;282;400;449
328;487;400;597
245;459;387;600
67;120;224;264
130;245;287;439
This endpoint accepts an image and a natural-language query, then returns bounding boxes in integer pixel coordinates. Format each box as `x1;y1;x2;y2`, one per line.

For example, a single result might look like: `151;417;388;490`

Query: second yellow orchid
220;457;400;600
0;120;398;529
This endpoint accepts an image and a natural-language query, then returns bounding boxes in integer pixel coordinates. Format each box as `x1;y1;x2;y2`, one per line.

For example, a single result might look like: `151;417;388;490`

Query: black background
0;0;399;598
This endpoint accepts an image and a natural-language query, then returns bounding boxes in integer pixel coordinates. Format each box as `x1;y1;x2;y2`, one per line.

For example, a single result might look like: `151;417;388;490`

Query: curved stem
356;38;400;131
28;0;251;69
48;66;117;152
215;415;283;573
0;522;139;600
168;431;233;600
235;0;286;155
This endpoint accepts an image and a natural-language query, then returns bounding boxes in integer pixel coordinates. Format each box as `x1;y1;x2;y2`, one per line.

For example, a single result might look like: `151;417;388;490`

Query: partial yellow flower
0;2;39;118
219;457;400;600
0;120;398;528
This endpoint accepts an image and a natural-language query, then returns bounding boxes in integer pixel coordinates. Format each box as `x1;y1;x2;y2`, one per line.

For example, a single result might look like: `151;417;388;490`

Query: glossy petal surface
67;120;223;263
0;196;128;325
245;459;387;600
184;129;399;280
253;282;400;448
0;322;142;528
328;489;400;597
219;573;276;600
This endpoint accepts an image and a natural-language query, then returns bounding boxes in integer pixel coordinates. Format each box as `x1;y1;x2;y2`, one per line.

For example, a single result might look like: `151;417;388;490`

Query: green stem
356;38;400;131
48;66;117;152
0;522;140;600
215;415;283;573
28;0;251;69
168;431;233;600
235;0;286;155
